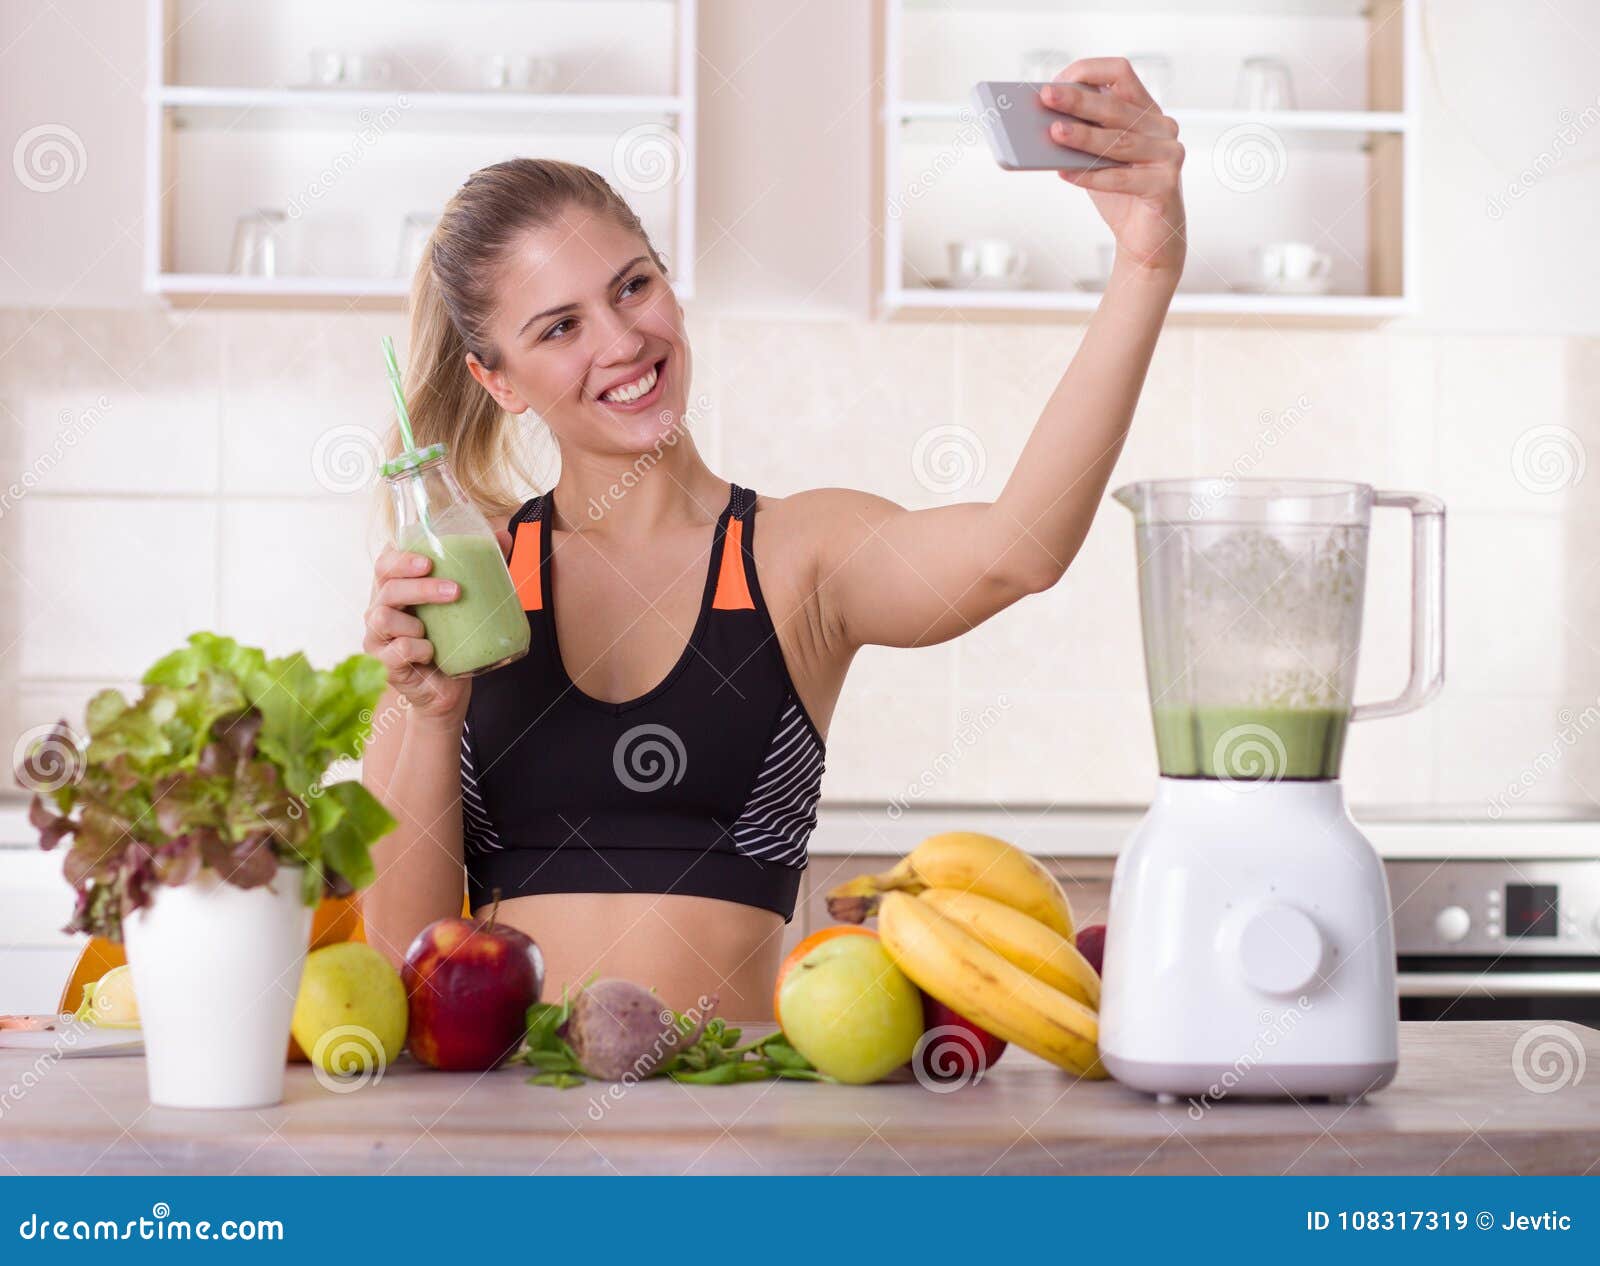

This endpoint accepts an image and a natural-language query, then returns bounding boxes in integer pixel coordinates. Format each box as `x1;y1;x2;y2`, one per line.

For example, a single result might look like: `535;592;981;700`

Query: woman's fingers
1041;80;1169;138
377;576;458;610
1055;56;1157;109
1060;159;1184;197
1050;117;1181;165
374;547;434;582
365;603;427;642
380;636;436;670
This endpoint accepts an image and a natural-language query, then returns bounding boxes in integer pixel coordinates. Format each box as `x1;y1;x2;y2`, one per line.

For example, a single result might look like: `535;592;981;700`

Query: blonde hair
389;158;667;523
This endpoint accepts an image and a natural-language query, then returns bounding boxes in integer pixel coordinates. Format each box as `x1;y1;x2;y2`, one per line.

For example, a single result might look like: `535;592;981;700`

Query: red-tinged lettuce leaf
28;794;75;851
13;720;84;797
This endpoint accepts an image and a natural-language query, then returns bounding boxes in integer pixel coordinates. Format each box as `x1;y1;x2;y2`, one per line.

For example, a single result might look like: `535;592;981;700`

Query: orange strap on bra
712;516;755;611
509;519;543;611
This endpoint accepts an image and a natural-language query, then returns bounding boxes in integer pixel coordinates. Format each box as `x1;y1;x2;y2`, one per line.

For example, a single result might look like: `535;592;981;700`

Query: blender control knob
1434;905;1472;943
1238;905;1325;997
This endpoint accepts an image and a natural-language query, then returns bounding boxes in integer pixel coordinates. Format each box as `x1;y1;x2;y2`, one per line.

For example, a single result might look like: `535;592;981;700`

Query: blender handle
1351;491;1446;723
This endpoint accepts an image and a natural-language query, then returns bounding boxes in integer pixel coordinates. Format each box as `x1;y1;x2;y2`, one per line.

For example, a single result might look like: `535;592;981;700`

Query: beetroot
562;979;715;1081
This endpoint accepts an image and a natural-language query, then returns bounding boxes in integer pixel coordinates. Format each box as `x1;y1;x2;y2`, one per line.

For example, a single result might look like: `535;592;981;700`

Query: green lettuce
20;632;396;941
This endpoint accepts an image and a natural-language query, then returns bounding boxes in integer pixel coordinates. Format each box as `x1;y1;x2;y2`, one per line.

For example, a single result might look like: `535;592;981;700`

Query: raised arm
815;58;1185;649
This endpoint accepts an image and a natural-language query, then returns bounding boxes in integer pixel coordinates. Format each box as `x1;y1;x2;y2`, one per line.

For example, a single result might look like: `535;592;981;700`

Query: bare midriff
478;891;787;1021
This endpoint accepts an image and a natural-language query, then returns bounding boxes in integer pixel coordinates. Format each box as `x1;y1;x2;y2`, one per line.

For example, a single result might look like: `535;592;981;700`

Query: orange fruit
772;925;877;1027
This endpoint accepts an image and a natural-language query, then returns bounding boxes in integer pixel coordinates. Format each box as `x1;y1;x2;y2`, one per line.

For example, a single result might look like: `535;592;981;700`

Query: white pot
122;866;313;1110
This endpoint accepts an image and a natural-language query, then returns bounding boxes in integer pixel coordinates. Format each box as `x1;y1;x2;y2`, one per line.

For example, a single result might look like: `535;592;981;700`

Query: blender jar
383;442;530;678
1114;478;1444;782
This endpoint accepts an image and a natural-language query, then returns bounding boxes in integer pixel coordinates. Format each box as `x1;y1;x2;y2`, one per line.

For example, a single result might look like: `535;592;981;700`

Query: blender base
1103;1052;1396;1103
1097;777;1400;1104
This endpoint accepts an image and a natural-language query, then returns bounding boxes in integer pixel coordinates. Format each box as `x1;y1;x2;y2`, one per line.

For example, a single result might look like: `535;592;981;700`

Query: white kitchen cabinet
143;0;698;303
0;833;80;1016
875;0;1418;319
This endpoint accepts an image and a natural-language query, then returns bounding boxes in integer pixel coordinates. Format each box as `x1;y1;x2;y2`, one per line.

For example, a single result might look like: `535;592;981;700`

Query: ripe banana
827;831;1075;939
919;888;1101;1010
877;892;1105;1078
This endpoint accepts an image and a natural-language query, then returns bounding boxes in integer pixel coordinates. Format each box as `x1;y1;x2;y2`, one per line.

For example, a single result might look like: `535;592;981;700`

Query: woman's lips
596;356;668;414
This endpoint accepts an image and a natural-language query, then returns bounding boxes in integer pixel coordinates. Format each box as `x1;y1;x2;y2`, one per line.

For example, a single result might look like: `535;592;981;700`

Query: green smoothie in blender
1151;704;1348;780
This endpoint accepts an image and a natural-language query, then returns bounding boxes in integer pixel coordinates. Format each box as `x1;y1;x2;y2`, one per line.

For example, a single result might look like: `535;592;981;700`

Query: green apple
777;932;922;1083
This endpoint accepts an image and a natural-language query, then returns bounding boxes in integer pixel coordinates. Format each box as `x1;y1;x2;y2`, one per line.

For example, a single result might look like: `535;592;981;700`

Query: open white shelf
143;0;699;303
895;101;1411;135
876;0;1420;320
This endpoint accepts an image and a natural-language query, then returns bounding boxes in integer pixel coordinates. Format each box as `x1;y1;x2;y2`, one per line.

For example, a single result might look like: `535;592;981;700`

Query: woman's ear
465;352;531;415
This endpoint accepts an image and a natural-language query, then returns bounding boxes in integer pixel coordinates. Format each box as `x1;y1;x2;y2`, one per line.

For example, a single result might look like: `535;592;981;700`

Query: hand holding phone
972;81;1128;173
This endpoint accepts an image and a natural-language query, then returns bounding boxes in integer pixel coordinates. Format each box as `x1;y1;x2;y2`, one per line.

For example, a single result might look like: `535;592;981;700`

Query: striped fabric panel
459;721;503;855
729;697;824;869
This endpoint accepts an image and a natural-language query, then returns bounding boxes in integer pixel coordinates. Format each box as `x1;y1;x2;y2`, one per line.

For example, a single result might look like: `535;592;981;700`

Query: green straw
380;335;435;541
381;335;417;454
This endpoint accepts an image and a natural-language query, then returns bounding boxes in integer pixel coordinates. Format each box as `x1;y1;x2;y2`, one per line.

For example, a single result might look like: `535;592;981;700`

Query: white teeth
601;364;658;404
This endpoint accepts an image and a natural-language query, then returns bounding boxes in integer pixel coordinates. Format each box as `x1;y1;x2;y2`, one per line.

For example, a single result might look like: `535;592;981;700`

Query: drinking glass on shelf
1235;57;1296;111
1020;48;1072;83
229;209;287;277
396;212;439;277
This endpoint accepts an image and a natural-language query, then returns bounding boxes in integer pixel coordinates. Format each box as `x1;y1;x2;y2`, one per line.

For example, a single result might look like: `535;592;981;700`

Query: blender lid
1113;477;1375;527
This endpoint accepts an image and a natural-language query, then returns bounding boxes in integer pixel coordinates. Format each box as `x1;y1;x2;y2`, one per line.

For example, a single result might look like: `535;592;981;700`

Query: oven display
1505;884;1559;938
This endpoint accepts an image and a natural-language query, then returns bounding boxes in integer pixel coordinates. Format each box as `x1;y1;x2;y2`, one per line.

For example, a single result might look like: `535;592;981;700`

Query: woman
362;59;1186;1016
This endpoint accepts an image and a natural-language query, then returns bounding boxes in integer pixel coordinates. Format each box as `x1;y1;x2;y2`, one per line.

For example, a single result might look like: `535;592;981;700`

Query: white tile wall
1;305;1597;818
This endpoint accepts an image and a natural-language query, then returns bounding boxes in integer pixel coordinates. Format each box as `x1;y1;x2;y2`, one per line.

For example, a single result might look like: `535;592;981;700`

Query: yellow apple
777;931;922;1084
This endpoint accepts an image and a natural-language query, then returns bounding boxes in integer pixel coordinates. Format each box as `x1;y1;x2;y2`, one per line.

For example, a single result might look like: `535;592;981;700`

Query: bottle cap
381;441;448;479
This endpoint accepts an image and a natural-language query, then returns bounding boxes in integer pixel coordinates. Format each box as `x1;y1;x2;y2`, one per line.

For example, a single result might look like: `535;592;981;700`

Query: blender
1099;479;1445;1102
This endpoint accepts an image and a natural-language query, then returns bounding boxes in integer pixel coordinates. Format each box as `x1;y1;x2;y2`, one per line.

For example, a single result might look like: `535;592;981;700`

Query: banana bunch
827;832;1106;1079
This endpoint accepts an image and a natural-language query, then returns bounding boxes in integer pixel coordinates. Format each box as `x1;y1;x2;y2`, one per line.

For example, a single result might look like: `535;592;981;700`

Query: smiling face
464;207;689;459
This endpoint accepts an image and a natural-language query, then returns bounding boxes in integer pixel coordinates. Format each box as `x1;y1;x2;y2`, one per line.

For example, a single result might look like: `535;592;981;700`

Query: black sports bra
460;484;823;921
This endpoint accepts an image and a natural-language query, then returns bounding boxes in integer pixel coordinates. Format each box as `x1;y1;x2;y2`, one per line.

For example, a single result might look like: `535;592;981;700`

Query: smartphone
971;81;1127;172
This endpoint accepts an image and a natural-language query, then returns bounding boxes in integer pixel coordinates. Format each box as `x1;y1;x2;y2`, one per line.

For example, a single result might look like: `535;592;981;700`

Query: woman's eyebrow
516;255;650;338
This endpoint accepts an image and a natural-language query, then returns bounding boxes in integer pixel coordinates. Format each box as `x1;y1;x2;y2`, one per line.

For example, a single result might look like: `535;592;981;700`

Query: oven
1387;859;1600;1027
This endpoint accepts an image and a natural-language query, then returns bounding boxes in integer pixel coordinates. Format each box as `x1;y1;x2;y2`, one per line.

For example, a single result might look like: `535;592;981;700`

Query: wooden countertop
2;1021;1596;1175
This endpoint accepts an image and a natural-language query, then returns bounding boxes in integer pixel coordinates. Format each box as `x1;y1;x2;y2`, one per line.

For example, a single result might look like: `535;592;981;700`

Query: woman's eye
542;319;574;340
621;274;650;298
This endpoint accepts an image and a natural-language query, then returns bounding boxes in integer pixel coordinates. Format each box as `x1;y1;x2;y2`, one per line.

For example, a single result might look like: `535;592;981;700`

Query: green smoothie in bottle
382;442;530;678
378;336;528;679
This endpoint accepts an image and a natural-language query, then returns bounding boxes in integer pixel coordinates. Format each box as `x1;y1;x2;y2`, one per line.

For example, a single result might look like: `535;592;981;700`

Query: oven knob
1434;905;1472;943
1238;904;1326;996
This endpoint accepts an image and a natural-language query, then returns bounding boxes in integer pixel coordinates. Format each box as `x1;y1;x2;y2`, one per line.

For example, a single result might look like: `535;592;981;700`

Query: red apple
403;911;544;1071
915;994;1006;1084
1076;923;1106;976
